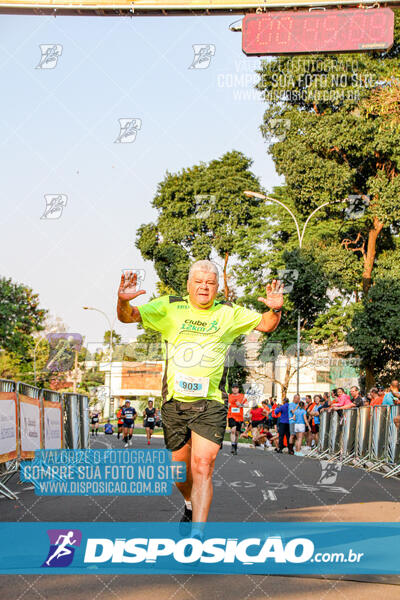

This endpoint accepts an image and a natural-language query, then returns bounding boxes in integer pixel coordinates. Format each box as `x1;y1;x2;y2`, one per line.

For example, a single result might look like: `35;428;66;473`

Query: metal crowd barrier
62;392;90;449
41;388;65;450
0;379;19;500
353;406;371;467
308;410;331;457
0;378;90;500
307;405;400;479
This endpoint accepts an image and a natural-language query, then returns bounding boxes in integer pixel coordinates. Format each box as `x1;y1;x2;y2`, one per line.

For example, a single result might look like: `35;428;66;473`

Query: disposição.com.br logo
41;529;82;568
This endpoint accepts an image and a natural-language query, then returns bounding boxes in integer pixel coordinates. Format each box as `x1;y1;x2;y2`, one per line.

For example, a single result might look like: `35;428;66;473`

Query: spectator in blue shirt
293;401;310;456
288;394;300;453
275;398;294;454
382;381;400;406
104;420;114;435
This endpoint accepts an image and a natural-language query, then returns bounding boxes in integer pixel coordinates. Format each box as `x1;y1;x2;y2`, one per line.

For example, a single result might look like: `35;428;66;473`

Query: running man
117;260;283;524
227;384;248;455
45;531;77;566
90;411;99;437
121;400;137;448
143;399;157;445
116;406;124;439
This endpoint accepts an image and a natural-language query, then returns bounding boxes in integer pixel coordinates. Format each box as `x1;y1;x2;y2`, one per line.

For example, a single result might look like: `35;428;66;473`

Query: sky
0;12;283;348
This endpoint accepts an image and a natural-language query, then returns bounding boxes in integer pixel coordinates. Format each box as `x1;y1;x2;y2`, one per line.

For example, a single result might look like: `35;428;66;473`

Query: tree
0;277;47;356
347;278;400;386
104;330;121;347
254;15;400;384
136;150;264;297
256;16;400;298
79;368;105;393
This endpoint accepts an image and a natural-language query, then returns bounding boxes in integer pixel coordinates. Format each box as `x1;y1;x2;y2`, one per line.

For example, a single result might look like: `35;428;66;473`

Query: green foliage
347;279;400;382
306;301;357;346
0;277;47;356
103;330;122;346
135;150;264;295
79;368;105;393
255;19;400;273
246;14;400;374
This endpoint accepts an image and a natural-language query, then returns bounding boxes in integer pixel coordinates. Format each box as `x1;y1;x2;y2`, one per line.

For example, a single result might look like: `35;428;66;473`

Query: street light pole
83;306;115;417
244;191;342;396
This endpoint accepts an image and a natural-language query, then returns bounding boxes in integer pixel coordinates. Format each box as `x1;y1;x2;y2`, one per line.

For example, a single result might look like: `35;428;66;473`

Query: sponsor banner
19;395;42;459
43;402;63;450
20;449;186;496
0;522;400;575
0;393;18;463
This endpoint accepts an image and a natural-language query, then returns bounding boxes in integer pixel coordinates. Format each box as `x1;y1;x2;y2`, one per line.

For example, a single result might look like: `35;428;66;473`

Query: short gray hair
188;260;219;282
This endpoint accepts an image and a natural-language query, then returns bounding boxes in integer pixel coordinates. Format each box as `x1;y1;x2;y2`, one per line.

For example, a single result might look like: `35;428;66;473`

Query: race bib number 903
174;374;209;397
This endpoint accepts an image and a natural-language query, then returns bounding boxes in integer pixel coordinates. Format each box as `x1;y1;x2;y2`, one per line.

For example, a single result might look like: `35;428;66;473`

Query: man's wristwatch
271;308;282;314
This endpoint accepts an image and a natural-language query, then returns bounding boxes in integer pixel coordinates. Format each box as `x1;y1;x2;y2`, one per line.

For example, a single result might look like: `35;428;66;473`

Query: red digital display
242;8;394;55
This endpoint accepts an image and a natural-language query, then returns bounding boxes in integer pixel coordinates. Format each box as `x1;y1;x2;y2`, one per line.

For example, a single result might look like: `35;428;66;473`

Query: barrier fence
0;379;89;500
309;405;400;478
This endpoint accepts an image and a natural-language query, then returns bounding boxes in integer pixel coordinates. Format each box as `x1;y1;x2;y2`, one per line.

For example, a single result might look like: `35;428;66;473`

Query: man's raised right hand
118;271;146;302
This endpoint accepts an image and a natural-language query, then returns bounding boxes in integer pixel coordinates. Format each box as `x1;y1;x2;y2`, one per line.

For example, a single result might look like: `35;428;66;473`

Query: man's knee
191;454;216;478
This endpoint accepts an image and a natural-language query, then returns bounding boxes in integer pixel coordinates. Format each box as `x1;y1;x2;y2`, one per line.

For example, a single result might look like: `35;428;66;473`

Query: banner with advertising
19;395;42;459
43;401;63;450
0;392;18;464
1;522;400;574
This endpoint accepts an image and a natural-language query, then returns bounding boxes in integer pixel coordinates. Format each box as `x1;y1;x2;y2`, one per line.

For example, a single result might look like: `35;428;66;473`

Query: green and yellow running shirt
138;295;262;404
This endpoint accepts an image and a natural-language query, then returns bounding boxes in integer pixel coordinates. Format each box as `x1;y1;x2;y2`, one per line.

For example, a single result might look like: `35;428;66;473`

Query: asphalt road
1;432;400;599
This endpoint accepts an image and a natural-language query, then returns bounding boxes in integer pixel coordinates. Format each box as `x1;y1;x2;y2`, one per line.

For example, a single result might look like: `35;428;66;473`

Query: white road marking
239;459;246;464
252;470;262;477
262;489;277;501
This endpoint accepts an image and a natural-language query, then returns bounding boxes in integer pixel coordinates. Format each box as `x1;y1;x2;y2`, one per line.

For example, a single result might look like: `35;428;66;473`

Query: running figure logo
115;118;142;143
40;194;67;220
36;44;63;69
189;44;216;69
42;529;82;568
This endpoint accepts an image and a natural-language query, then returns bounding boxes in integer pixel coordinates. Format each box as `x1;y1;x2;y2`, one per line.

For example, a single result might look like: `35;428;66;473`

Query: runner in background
116;406;123;439
121;400;137;448
143;399;157;446
90;411;99;437
227;384;247;455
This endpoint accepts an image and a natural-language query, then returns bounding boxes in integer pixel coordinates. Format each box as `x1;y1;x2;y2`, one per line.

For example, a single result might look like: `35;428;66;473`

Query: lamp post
83;306;115;417
244;190;342;395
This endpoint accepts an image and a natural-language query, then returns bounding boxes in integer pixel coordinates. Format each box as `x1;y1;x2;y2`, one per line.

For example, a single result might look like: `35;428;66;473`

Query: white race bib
147;417;154;422
174;373;209;397
231;407;240;414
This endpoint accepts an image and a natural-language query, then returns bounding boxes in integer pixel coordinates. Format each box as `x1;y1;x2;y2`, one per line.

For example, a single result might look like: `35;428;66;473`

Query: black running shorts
161;398;227;451
228;418;243;432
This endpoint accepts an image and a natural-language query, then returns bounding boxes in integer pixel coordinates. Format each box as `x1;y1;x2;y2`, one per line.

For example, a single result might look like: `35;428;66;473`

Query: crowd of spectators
229;380;400;456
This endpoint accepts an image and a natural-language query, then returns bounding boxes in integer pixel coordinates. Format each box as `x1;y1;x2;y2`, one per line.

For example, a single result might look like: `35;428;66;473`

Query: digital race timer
242;8;394;55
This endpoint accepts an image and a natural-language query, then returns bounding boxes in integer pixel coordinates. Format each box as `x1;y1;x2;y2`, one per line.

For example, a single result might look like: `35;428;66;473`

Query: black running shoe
179;506;192;536
180;506;192;523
